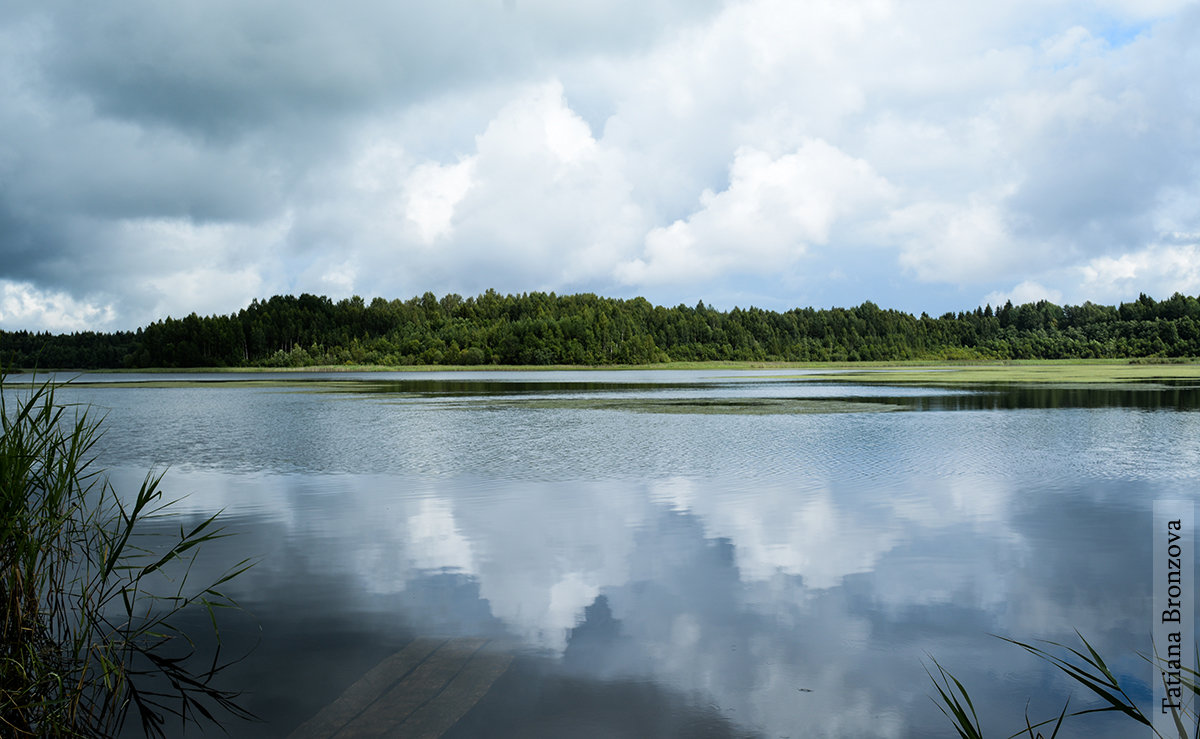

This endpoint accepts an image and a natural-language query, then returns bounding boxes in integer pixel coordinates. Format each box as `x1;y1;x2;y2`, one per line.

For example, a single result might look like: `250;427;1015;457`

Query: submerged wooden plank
393;647;514;739
332;638;488;739
288;638;443;739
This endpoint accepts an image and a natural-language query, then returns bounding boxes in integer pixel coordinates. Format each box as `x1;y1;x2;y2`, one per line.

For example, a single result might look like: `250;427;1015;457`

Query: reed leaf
1;372;256;736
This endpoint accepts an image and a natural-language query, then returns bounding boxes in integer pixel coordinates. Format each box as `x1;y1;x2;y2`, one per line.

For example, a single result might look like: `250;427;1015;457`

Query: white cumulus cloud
0;280;116;332
2;0;1199;328
617;139;894;285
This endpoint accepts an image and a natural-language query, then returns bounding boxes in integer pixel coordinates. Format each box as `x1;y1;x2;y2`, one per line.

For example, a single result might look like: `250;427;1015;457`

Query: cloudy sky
1;0;1198;332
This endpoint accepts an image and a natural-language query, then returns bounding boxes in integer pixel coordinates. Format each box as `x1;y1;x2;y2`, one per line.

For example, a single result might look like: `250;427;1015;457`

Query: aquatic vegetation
0;375;253;737
931;632;1199;738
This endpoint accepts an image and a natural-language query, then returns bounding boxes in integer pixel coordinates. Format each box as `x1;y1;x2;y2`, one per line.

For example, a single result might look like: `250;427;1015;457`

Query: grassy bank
769;360;1200;384
12;359;1200;385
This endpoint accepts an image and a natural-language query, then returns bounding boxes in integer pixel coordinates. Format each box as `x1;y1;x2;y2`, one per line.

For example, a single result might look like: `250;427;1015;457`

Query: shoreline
7;358;1200;384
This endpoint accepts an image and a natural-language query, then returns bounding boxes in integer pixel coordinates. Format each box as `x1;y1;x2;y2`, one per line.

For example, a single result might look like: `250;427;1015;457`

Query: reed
930;632;1199;738
1;373;253;737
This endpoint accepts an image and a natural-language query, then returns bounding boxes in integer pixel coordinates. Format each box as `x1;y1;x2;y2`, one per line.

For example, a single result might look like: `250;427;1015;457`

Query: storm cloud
1;0;1197;330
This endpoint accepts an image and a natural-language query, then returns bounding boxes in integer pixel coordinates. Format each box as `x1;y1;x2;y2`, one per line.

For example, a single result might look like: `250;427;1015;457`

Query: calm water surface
43;370;1200;737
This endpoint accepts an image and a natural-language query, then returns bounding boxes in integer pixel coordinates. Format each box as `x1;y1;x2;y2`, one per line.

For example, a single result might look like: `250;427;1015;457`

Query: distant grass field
730;363;1200;384
775;360;1200;384
8;359;1200;385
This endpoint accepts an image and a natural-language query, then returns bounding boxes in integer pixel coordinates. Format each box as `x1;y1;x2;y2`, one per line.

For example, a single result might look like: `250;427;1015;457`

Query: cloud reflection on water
108;465;1170;738
79;376;1200;737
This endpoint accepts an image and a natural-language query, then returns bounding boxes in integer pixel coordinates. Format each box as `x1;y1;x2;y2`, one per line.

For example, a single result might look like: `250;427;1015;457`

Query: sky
1;0;1198;332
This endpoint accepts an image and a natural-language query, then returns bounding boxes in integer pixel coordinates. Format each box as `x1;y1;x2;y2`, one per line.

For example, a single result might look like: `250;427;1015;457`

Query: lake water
40;370;1200;737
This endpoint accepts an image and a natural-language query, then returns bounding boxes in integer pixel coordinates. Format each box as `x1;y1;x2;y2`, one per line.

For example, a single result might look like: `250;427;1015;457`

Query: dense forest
3;290;1200;369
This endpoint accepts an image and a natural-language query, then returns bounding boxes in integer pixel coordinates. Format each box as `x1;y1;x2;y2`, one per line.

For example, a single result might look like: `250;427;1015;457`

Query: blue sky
1;0;1198;331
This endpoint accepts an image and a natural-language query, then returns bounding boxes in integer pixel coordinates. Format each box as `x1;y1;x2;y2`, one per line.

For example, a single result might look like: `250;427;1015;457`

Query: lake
43;370;1200;737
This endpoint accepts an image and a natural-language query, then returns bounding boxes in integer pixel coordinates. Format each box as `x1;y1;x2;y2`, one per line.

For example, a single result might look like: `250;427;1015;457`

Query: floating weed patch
406;396;906;415
64;379;304;389
784;363;1200;384
39;361;1200;391
601;397;904;415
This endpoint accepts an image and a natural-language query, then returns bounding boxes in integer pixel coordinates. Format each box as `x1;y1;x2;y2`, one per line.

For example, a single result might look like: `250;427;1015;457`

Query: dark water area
42;371;1200;737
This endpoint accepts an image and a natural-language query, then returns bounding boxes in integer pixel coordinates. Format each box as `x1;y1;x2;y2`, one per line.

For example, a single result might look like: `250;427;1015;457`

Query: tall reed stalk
930;631;1200;738
1;374;253;737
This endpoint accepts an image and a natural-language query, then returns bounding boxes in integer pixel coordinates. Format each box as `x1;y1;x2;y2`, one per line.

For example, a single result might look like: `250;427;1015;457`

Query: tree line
3;290;1200;369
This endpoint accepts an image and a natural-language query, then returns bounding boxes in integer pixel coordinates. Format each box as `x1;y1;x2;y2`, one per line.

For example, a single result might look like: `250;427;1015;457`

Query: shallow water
45;370;1200;738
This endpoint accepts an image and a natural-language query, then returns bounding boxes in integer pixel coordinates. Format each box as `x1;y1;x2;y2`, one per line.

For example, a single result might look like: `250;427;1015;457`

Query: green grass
17;359;1200;389
782;362;1200;384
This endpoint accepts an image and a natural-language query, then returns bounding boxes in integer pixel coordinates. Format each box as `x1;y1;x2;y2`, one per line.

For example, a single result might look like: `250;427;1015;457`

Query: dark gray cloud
33;0;725;138
1;0;1198;331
